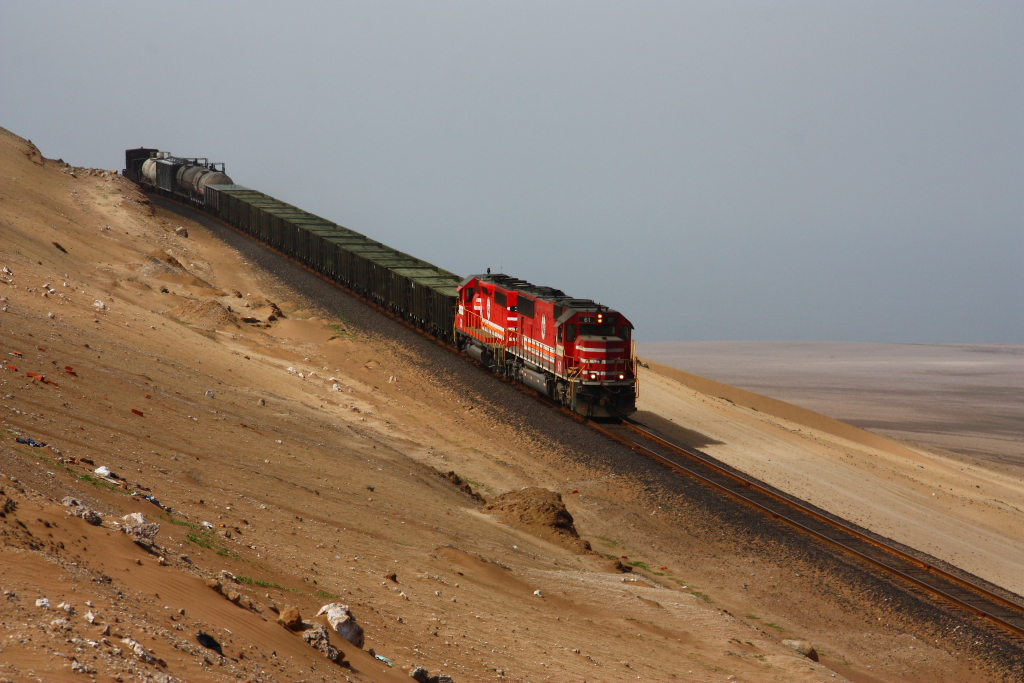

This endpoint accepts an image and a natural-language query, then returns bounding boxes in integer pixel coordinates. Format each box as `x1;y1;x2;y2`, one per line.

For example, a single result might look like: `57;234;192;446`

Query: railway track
155;193;1024;649
590;417;1024;641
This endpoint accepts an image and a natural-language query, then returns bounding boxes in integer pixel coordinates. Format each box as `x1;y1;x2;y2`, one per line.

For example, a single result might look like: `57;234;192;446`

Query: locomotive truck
124;147;637;418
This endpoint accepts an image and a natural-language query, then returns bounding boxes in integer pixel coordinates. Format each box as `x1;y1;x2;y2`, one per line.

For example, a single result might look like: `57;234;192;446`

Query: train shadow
630;410;725;449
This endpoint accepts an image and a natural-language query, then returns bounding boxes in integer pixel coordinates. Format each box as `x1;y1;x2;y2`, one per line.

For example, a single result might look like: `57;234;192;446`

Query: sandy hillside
0;126;1015;683
634;360;1024;597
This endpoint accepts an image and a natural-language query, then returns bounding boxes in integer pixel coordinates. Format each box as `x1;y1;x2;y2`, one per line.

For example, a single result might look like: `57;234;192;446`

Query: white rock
287;367;297;373
534;589;544;598
84;610;97;624
121;636;156;663
36;597;50;608
316;602;365;648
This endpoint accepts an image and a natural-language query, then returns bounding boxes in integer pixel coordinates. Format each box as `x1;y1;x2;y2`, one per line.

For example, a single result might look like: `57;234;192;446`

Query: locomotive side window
518;297;535;319
495;291;507;308
619;325;631;341
557;325;562;342
566;324;577;342
465;288;475;302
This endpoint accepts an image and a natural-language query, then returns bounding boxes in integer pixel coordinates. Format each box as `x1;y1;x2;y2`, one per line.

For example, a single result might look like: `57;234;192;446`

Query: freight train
123;148;637;418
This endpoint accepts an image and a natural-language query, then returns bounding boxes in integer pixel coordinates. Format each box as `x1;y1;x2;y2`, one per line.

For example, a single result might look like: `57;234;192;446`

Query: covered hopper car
124;147;637;417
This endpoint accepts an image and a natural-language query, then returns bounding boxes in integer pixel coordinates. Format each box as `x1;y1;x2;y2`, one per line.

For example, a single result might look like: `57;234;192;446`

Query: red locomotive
456;273;637;417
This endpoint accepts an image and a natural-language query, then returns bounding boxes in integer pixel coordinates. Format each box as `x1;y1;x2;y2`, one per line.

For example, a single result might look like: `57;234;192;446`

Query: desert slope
0;125;1013;682
636;359;1024;597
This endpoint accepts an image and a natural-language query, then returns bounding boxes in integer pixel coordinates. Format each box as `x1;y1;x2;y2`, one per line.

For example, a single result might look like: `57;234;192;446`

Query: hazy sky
2;2;1021;343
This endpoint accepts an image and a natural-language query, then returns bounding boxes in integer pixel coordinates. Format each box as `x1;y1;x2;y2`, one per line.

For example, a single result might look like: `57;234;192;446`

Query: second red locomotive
456;273;637;417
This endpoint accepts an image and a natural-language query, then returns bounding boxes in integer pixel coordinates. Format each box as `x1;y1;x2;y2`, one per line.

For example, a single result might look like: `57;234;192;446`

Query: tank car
123;148;232;205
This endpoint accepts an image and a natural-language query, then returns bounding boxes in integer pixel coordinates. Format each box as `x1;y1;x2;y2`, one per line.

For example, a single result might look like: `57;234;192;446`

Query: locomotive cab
456;273;637;418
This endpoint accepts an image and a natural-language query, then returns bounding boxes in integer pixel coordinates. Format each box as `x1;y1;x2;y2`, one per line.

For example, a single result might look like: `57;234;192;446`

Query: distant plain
639;342;1024;467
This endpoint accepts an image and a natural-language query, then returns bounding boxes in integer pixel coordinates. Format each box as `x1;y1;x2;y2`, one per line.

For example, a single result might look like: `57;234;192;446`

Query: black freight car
204;183;461;342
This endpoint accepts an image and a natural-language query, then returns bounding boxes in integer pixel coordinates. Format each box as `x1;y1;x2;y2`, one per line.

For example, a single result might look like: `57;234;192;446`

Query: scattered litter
94;465;112;477
64;366;77;376
533;589;544;598
93;300;106;310
205;390;215;398
202;521;214;529
374;653;394;666
16;437;46;447
131;409;144;417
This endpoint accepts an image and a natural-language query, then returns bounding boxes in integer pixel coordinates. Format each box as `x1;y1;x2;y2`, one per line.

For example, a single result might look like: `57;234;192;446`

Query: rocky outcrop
121;512;160;547
782;639;818;661
484;487;591;553
301;623;344;663
61;497;102;526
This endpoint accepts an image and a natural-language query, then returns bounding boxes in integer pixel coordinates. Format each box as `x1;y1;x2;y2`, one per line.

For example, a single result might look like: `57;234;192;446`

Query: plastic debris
94;465;112;477
374;653;394;667
16;437;46;447
131;409;144;417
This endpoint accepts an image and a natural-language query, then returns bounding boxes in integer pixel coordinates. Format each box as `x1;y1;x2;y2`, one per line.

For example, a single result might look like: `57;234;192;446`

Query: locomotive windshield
581;324;619;337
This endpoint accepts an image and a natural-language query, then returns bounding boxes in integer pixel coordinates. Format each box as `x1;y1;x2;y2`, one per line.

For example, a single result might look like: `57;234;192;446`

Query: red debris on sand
4;365;17;372
64;366;77;376
571;489;579;494
10;351;23;357
26;372;45;381
131;409;144;417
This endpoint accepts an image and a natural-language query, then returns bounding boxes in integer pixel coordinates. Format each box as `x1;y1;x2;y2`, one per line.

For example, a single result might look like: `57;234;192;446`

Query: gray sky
3;2;1021;343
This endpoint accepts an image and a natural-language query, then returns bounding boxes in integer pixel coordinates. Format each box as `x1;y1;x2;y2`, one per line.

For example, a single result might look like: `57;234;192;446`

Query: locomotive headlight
618;373;625;380
590;372;597;380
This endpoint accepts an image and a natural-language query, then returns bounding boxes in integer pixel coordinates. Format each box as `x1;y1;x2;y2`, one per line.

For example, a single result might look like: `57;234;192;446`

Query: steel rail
589;418;1024;640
